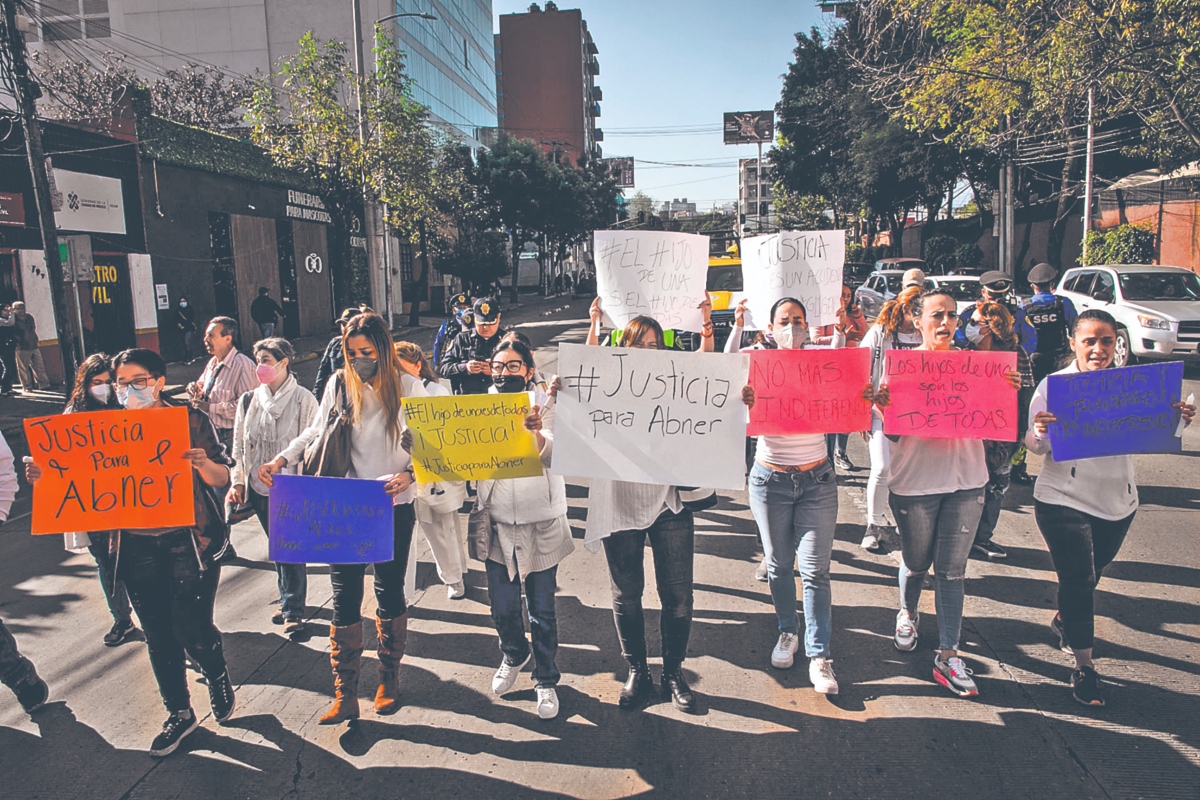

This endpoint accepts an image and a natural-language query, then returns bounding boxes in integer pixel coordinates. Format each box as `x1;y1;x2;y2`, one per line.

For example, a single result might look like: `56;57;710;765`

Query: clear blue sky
493;1;828;209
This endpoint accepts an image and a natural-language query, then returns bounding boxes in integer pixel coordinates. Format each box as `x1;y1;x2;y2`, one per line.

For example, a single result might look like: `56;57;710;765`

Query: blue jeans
890;489;984;651
976;441;1015;545
249;489;308;621
747;461;839;657
486;561;560;687
87;533;132;626
258;322;276;339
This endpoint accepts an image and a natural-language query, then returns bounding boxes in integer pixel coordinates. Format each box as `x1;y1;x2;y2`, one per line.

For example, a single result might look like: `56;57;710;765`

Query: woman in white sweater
478;339;574;721
1027;309;1193;707
258;313;427;724
228;337;319;635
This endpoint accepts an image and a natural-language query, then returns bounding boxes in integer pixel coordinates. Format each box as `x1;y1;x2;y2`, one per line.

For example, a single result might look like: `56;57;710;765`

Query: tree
29;50;252;133
772;185;833;230
628;191;656;217
247;31;436;310
424;142;508;296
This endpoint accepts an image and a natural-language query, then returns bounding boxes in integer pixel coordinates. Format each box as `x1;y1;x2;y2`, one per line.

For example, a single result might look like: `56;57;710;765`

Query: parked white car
925;275;981;317
1055;264;1200;366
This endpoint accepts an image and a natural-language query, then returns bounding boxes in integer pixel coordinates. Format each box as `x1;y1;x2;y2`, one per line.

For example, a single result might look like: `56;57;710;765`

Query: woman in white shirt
1027;309;1193;707
857;285;923;553
877;289;1020;699
733;297;871;695
478;339;574;721
259;313;427;724
395;341;467;600
228;338;320;636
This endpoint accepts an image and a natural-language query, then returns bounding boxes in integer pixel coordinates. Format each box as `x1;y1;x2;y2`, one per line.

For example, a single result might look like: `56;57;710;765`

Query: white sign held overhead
594;230;709;333
551;343;750;490
51;169;125;235
740;231;845;329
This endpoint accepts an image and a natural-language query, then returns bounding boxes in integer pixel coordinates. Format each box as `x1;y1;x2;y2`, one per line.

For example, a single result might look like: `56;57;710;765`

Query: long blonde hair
394;340;438;382
341;312;405;443
875;285;921;335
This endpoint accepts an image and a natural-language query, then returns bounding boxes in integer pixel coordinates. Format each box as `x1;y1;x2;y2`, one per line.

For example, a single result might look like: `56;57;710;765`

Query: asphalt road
0;306;1197;799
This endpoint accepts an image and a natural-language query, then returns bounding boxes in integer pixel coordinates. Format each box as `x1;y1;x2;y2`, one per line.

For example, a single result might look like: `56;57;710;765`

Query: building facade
738;158;775;234
495;2;601;164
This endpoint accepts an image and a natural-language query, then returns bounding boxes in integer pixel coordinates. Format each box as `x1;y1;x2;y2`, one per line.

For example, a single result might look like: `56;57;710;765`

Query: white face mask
88;384;113;404
965;323;985;345
117;383;158;409
774;324;808;350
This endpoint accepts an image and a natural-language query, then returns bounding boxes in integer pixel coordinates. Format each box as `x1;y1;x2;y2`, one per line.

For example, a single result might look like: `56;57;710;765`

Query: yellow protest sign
402;393;544;482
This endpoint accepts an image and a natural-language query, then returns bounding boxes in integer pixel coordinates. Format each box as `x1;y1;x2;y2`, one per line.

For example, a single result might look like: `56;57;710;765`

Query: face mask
179;301;188;308
256;363;281;384
493;374;527;393
965;323;985;345
774;324;808;350
350;357;378;382
88;384;113;404
118;384;157;409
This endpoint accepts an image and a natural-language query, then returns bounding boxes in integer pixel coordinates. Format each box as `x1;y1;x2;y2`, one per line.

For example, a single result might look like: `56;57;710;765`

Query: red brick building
495;3;602;164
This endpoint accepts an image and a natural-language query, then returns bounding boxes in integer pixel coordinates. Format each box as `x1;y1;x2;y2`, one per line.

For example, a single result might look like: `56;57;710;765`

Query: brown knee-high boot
318;622;363;724
374;614;408;715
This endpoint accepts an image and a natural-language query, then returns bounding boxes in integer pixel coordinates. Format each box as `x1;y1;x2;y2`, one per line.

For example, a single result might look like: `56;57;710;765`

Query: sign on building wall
0;192;25;227
286;189;332;224
723;111;774;145
51;169;125;235
605;157;635;188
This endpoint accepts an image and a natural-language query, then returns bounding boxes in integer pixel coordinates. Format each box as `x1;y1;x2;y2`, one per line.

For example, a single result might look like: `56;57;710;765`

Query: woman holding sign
876;289;1021;699
476;339;574;720
1027;309;1194;707
228;337;320;635
28;349;238;757
260;313;427;724
734;297;862;694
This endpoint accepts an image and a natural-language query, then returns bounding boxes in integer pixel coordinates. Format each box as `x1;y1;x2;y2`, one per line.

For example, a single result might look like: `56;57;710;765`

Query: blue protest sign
268;474;394;564
1046;361;1185;460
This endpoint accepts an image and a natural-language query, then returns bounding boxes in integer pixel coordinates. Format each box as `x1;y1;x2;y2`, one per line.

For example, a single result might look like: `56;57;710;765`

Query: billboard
605;157;635;188
723;111;774;145
51;169;126;235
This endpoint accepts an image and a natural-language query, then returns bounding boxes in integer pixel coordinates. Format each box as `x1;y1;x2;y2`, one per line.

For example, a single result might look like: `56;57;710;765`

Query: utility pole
1;0;79;381
1082;86;1095;244
756;141;764;233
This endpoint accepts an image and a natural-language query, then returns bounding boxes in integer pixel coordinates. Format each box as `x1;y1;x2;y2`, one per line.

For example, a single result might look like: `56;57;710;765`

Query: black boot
661;666;696;713
619;660;653;709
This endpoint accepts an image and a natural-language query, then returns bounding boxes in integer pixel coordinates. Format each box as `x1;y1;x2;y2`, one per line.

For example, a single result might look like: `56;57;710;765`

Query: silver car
1056;264;1200;366
855;270;906;321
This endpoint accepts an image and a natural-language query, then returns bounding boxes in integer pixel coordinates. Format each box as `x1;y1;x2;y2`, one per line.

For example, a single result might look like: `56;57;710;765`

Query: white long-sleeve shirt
1025;363;1139;521
277;371;427;504
0;431;17;522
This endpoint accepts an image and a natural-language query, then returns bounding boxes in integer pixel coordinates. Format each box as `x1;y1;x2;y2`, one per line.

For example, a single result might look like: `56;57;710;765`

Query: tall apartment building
494;2;601;164
739;157;775;233
23;0;497;147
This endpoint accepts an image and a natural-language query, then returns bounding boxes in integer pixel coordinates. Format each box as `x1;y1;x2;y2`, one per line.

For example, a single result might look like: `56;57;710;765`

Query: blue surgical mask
118;384;157;409
179;301;188;308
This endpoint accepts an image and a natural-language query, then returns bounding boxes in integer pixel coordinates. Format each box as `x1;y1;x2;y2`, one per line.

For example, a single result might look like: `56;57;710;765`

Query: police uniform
1021;263;1078;384
439;298;510;394
954;271;1032;350
433;294;474;371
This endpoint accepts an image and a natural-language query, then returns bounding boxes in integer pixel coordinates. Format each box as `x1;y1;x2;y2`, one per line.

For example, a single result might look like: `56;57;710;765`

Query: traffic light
759;202;770;216
637;211;645;223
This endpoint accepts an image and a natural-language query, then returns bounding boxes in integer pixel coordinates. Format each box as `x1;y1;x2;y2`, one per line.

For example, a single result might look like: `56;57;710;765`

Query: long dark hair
67;353;118;412
616;315;665;348
753;297;807;347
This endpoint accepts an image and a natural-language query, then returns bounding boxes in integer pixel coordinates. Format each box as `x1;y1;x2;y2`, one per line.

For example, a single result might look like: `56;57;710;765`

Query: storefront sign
155;283;170;310
286;189;332;224
0;192;25;227
52;169;125;235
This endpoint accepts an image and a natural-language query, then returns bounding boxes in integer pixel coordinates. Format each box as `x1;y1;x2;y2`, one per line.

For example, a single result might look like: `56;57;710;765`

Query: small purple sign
268;474;394;564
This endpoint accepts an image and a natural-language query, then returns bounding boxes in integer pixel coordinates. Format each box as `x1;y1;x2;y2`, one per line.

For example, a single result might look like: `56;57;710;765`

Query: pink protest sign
747;348;872;435
883;349;1018;441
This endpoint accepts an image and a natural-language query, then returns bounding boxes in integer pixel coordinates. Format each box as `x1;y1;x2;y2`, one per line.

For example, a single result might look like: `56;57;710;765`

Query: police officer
956;271;1034;349
440;297;510;394
1021;263;1078;384
433;293;474;373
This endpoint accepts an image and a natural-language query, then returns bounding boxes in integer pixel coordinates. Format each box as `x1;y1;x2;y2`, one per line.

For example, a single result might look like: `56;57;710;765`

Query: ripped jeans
890;488;985;651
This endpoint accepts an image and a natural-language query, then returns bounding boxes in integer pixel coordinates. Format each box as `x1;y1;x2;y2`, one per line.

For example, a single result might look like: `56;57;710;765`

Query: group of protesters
0;272;1193;758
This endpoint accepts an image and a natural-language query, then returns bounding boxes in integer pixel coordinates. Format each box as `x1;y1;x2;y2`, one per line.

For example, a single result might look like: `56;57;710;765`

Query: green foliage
30;50;253;133
1080;224;1157;266
845;242;889;264
773;185;834;231
923;235;984;273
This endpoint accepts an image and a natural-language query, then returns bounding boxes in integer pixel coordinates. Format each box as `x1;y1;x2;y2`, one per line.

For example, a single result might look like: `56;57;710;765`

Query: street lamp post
351;3;436;328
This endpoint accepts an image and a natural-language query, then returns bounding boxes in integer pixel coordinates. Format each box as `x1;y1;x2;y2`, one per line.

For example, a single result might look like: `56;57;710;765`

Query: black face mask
493;374;527;393
350;357;378;382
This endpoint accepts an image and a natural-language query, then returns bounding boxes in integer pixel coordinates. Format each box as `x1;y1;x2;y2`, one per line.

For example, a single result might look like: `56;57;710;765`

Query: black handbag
301;374;354;478
677;486;718;513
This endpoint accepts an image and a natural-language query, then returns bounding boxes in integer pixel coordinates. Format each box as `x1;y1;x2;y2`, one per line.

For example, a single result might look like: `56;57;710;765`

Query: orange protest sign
25;406;196;535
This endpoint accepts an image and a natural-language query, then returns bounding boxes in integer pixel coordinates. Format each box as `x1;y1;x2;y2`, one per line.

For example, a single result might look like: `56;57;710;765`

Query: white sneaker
491;651;532;695
809;657;839;695
754;558;769;582
536;685;559;719
447;582;465;600
770;632;800;669
894;609;919;652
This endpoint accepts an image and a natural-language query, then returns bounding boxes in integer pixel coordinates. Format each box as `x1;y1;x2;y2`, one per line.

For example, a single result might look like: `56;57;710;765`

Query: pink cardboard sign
747;348;873;435
883;349;1018;441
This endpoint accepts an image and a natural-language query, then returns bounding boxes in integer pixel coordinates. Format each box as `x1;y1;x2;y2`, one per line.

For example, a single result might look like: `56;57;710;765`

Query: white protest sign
594;230;709;332
551;343;750;490
740;231;845;329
